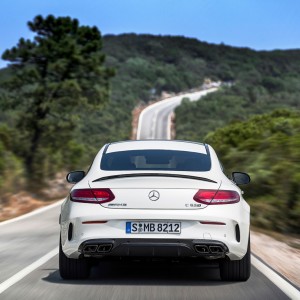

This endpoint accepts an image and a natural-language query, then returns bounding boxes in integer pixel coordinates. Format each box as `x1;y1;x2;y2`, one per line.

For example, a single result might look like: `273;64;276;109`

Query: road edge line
0;247;59;294
251;254;300;299
0;199;64;227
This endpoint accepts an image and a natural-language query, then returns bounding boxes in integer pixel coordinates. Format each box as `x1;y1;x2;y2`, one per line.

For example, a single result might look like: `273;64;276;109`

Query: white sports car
59;140;251;281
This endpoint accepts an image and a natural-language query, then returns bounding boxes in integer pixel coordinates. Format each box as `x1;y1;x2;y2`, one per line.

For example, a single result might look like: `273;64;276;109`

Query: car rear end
60;141;250;263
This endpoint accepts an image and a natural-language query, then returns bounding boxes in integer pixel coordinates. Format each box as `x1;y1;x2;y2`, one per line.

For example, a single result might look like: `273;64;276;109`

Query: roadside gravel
251;231;300;287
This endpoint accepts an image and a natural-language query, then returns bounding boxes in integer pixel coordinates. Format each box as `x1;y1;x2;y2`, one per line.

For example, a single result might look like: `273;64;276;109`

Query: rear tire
220;236;251;281
59;238;90;279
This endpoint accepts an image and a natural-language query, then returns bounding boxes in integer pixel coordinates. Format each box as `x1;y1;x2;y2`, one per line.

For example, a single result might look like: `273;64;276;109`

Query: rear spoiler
93;173;217;183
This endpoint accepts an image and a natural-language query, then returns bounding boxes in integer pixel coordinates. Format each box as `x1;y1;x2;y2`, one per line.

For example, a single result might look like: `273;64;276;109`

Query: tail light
193;189;240;205
70;189;115;204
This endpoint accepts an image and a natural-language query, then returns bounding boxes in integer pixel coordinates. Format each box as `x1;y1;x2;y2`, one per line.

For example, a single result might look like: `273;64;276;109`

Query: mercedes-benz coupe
59;140;251;281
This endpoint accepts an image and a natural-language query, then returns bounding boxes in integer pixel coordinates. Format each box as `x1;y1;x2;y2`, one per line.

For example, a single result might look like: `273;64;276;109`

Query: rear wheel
59;238;90;279
219;236;251;281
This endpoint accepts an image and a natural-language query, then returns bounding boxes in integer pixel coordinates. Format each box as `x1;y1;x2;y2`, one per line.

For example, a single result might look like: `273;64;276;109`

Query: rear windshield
101;149;211;171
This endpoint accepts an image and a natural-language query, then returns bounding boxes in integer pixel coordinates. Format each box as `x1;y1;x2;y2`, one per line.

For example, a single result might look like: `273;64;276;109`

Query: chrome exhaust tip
195;245;209;254
97;243;113;253
209;246;223;254
83;244;98;253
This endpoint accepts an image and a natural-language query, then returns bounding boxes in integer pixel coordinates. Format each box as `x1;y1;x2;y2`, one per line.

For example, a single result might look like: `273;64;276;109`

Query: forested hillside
205;110;300;233
172;35;300;233
1;33;300;232
82;34;300;154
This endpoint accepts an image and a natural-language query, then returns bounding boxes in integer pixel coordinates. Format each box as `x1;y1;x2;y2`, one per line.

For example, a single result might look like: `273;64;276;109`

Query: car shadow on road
42;260;236;286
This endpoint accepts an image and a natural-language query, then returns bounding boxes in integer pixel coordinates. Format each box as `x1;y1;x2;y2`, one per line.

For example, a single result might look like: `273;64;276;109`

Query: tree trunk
24;99;48;190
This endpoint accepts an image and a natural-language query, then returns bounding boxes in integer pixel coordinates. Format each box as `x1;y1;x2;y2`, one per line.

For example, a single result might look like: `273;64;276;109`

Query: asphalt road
0;204;291;300
137;89;217;140
0;205;60;284
0;89;298;299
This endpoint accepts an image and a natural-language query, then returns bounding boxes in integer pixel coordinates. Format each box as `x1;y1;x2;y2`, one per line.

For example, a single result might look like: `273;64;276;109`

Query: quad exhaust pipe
83;243;113;254
97;244;113;253
209;246;223;253
194;245;209;254
79;240;227;258
83;244;98;252
194;244;226;256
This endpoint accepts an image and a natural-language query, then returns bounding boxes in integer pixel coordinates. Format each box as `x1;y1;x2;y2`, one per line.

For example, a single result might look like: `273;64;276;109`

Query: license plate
126;221;181;234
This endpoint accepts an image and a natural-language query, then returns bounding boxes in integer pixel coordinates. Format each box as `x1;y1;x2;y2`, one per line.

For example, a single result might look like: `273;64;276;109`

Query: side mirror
232;172;250;185
66;171;85;184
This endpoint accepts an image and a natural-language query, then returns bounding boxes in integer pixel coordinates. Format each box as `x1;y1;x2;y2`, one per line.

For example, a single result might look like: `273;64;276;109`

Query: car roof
105;140;208;154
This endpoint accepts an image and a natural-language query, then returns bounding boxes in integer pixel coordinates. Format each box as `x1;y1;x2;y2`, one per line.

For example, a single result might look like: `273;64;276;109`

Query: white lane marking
0;199;64;227
251;255;300;299
0;247;58;294
151;109;159;139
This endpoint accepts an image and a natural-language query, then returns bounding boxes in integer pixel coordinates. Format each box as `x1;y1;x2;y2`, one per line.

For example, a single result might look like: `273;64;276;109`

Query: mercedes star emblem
148;190;160;201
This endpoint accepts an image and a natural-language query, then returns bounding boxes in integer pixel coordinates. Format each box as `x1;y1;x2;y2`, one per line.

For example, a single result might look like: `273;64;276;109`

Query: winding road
137;89;217;139
0;89;299;299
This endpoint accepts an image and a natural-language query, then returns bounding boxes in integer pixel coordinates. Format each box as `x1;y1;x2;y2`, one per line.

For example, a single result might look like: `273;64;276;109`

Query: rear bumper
78;238;228;259
60;199;250;260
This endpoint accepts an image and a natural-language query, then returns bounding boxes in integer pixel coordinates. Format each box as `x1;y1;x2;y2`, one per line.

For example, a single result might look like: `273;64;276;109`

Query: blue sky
1;0;299;67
